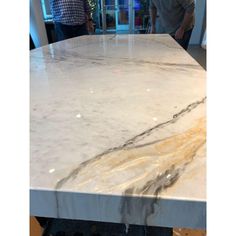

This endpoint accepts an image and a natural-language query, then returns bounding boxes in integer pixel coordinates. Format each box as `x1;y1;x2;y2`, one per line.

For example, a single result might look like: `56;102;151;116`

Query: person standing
149;0;195;50
50;0;94;41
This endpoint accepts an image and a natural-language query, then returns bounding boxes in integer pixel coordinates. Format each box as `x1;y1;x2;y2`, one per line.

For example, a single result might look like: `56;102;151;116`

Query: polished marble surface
30;34;206;229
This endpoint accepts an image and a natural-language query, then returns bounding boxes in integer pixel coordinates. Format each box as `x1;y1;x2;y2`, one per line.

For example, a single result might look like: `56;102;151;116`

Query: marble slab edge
30;188;206;229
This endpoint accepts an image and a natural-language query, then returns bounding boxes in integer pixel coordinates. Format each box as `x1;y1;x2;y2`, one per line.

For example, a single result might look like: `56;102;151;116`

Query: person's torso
50;0;87;26
152;0;194;34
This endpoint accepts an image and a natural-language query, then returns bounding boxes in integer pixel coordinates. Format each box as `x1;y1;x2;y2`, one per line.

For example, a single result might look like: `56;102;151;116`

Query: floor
30;217;206;236
30;217;43;236
187;45;206;70
173;228;206;236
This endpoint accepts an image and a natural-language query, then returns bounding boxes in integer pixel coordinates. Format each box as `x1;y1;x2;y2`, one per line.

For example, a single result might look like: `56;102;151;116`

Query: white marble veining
30;34;206;229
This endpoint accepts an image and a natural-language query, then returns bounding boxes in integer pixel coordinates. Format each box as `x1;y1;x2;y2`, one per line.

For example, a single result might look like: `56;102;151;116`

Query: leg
147;226;173;236
72;23;89;37
54;22;74;42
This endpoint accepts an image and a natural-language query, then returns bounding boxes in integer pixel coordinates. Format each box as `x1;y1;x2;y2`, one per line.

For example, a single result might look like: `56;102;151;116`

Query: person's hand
87;20;94;33
175;27;185;39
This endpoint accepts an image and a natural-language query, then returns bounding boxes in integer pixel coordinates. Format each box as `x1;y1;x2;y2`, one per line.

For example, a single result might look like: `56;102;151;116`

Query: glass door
97;0;149;33
115;0;129;31
133;0;150;33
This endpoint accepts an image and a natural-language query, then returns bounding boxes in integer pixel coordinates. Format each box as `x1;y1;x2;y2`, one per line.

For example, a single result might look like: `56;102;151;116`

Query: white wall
189;0;206;45
30;0;48;48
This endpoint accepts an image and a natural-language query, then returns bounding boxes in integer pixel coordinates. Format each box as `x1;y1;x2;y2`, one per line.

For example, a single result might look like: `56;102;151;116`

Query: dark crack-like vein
55;96;206;191
120;140;205;225
32;51;201;72
54;97;206;218
120;165;181;225
55;97;206;218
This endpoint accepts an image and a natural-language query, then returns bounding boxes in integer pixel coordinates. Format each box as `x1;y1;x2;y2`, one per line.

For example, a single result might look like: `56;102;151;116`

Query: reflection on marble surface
30;35;206;229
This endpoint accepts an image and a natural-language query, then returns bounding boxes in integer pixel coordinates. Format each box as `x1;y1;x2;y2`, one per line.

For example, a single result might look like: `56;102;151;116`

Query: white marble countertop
30;34;206;229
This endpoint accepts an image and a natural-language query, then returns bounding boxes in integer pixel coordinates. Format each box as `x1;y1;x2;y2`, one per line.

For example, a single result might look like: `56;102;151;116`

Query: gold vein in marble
58;117;206;196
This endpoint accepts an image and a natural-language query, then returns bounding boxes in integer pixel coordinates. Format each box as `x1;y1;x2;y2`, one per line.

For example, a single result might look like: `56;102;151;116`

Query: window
41;0;52;20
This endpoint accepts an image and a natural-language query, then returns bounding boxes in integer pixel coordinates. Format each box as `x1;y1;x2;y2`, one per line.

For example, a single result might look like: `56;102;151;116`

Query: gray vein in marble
120;166;181;225
55;96;206;192
30;35;191;68
31;52;201;72
120;141;204;225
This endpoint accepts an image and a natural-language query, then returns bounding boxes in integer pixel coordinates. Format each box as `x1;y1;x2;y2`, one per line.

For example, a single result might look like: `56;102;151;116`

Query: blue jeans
171;28;193;50
54;22;88;42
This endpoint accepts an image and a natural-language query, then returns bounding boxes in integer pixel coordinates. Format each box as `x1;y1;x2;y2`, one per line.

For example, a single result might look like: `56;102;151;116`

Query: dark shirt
50;0;92;26
149;0;195;34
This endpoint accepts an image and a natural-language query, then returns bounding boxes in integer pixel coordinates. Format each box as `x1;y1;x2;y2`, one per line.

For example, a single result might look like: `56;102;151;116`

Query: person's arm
149;0;157;34
84;0;94;33
175;0;195;39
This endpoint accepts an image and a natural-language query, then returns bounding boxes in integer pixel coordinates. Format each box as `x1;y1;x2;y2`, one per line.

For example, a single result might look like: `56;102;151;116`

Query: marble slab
30;34;206;229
